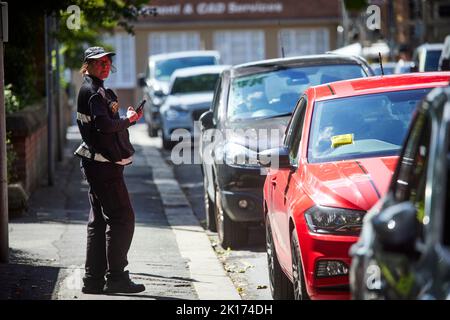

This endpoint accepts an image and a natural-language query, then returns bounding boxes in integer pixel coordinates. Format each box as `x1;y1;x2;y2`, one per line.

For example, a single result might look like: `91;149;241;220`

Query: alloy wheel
266;219;275;293
292;232;304;300
215;186;225;243
204;176;216;232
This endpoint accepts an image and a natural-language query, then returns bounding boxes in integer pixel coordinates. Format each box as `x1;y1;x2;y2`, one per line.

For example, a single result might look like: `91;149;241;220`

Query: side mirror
372;201;419;253
138;73;147;88
199;110;214;130
257;146;292;169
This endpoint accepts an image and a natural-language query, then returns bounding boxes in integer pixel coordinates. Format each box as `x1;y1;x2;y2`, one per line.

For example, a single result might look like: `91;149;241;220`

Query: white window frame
103;34;136;89
278;28;330;57
213;30;265;65
148;31;201;56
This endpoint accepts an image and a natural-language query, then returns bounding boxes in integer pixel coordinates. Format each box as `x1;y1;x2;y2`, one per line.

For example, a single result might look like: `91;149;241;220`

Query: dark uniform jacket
75;74;135;163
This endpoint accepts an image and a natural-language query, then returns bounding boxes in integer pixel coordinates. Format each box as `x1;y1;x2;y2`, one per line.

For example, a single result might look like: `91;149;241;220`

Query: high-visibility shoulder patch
97;87;106;98
331;134;354;148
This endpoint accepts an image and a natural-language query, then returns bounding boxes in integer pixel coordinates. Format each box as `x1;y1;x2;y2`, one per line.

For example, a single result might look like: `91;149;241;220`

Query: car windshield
155;56;217;81
308;88;432;163
227;64;367;121
170;73;220;94
425;50;443;71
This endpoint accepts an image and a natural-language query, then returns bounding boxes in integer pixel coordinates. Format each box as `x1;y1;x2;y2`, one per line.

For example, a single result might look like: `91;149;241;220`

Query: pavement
0;123;240;300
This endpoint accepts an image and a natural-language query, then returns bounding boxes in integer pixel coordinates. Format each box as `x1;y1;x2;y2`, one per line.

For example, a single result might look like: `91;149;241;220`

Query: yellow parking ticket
331;134;354;148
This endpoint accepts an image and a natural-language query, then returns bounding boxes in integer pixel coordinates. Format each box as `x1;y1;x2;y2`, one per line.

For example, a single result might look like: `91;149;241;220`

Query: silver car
160;65;229;149
138;51;221;137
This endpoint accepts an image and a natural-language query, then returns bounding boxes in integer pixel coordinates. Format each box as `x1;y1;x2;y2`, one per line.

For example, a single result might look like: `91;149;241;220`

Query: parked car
412;43;444;72
350;84;450;300
439;35;450;71
160;65;229;149
261;72;450;300
138;50;220;137
199;54;373;248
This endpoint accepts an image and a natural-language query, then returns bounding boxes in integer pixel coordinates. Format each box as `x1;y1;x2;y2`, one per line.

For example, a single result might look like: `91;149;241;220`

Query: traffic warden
75;46;145;294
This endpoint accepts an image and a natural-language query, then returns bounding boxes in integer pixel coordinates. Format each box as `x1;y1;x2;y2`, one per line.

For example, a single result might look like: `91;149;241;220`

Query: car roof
230;54;369;78
311;72;450;101
170;65;230;78
149;50;220;62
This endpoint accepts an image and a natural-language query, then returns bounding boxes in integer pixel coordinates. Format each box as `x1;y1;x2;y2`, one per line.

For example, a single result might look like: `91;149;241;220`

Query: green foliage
344;0;369;12
5;0;151;103
57;0;150;69
4;84;21;114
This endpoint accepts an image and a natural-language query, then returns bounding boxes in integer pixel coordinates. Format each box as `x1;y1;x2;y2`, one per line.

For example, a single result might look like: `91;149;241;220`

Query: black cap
83;46;115;62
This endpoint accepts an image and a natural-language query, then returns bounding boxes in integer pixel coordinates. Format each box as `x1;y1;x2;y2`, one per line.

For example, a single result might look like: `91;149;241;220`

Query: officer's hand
127;106;142;123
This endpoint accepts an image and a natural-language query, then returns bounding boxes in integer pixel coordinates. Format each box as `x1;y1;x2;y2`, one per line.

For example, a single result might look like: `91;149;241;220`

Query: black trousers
80;158;135;282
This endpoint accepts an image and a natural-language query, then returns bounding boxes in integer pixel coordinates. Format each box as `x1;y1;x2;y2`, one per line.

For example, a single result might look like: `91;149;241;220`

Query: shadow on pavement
0;249;60;300
103;293;185;300
131;272;198;283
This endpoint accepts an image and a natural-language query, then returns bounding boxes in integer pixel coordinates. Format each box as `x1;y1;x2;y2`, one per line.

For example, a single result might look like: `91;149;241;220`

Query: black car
350;86;450;300
199;54;374;248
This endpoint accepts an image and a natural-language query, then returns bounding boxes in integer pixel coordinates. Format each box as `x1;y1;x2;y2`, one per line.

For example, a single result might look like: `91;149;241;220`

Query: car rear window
170;73;220;94
425;50;443;71
155;56;217;81
308;88;432;163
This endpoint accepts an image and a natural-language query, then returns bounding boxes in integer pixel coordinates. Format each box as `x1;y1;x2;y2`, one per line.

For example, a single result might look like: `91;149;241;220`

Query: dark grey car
199;54;373;249
350;86;450;300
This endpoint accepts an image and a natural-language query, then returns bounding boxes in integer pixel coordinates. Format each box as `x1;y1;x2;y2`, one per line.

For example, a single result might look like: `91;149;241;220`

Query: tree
5;0;151;108
343;0;369;12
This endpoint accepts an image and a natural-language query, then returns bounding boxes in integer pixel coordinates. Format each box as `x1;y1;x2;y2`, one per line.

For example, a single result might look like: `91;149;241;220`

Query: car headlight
224;143;259;167
165;105;189;120
304;206;365;235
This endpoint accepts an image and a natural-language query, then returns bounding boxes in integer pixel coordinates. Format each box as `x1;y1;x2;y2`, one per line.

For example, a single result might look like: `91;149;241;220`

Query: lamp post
0;1;9;263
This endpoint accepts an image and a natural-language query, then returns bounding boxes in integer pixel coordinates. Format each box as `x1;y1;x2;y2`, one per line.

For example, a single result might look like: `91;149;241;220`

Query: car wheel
162;130;174;150
266;215;294;300
291;229;309;300
215;185;247;249
148;124;158;137
204;176;217;232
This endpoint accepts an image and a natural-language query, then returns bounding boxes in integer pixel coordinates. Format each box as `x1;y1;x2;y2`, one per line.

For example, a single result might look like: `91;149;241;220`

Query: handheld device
135;99;146;113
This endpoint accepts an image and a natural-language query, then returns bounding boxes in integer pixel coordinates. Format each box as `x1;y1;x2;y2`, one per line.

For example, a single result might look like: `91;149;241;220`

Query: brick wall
6;102;48;194
22;126;48;192
6;92;73;194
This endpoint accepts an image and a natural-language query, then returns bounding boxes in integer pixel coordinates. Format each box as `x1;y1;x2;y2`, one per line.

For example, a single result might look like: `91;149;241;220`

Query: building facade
101;0;341;108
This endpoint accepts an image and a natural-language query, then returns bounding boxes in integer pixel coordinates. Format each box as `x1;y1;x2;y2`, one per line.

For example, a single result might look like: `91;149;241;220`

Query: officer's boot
82;276;106;294
103;271;145;294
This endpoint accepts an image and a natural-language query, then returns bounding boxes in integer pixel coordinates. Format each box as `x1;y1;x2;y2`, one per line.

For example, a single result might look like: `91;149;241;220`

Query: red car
261;72;450;300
